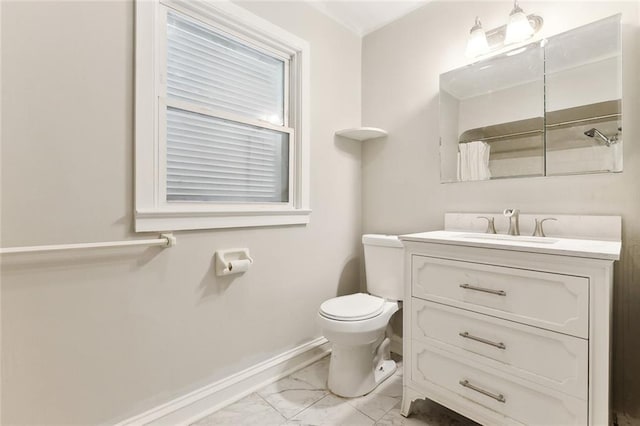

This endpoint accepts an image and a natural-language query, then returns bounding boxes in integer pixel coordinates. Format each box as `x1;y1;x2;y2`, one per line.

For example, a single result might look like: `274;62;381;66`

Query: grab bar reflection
0;233;176;255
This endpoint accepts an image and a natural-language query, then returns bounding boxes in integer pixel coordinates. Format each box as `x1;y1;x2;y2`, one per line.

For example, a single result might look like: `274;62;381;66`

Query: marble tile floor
191;355;479;426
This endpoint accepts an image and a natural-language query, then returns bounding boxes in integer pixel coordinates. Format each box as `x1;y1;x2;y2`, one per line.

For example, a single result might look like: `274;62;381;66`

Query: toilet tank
362;234;404;301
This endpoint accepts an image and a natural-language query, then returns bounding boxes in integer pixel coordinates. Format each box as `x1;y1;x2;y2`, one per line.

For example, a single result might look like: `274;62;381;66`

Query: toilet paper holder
215;248;254;276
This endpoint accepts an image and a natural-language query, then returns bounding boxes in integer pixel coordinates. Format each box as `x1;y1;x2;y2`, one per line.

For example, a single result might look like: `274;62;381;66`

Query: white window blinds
166;108;289;202
165;10;291;203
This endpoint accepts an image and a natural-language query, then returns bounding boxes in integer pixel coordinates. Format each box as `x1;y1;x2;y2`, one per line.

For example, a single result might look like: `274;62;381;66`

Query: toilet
317;234;404;398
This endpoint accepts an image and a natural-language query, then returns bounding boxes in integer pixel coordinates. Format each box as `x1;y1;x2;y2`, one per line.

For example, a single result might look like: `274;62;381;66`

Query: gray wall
362;1;640;424
0;1;362;424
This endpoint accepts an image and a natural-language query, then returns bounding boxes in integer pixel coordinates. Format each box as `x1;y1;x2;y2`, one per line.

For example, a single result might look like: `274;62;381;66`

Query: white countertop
400;230;621;261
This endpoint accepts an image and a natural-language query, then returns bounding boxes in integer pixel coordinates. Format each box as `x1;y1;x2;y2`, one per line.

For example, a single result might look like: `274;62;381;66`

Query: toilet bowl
318;235;404;398
318;293;398;397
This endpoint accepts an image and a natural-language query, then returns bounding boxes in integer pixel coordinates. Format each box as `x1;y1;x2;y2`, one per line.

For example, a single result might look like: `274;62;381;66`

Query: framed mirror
440;14;622;183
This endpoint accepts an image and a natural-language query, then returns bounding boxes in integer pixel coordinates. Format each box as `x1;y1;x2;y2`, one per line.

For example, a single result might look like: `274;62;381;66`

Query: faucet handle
532;217;557;237
477;216;497;234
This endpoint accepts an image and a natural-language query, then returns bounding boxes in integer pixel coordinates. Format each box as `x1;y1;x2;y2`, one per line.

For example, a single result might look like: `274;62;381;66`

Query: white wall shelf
335;127;388;141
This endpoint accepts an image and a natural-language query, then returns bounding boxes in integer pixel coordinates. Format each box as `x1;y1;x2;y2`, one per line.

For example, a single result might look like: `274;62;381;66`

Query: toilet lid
319;293;385;321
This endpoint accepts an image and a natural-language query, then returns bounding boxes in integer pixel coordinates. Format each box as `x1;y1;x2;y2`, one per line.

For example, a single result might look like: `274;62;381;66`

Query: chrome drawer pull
459;379;506;403
459;283;506;296
459;331;506;349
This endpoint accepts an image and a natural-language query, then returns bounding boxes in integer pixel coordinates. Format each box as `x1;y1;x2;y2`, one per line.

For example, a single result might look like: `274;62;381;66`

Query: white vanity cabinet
399;227;620;426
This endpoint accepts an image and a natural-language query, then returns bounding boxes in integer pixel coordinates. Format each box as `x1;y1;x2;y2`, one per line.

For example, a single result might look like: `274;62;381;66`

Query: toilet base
327;337;397;398
374;359;397;385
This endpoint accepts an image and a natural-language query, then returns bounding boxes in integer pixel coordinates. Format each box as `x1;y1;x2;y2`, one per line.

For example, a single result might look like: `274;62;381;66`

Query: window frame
135;0;311;232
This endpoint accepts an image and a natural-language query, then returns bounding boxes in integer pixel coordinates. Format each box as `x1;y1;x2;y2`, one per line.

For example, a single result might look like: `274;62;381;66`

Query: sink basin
400;229;621;261
459;233;559;244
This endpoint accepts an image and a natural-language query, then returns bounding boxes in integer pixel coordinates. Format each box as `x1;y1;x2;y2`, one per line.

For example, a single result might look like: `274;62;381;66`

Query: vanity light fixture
466;1;543;58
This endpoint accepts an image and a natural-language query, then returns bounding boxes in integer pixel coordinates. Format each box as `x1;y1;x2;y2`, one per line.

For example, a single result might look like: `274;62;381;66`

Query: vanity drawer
411;298;588;399
411;341;587;426
411;255;589;338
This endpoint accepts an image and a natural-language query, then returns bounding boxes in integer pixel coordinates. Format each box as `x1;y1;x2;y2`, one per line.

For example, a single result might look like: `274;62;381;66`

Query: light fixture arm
510;0;524;16
470;16;483;33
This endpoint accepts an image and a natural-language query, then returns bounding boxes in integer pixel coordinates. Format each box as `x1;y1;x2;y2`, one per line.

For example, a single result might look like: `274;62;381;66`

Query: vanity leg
401;387;421;417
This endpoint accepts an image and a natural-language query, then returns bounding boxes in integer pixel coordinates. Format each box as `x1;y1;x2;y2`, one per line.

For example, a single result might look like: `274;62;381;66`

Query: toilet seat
319;293;385;321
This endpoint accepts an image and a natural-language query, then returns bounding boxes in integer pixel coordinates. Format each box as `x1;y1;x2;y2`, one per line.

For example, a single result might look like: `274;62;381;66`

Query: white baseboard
116;337;330;426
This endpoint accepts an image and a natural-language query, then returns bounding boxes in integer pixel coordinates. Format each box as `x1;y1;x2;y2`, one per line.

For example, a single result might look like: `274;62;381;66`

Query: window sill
135;208;311;232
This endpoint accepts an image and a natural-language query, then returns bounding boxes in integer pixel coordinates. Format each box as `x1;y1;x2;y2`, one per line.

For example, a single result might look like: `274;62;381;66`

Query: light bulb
505;1;534;44
466;17;489;57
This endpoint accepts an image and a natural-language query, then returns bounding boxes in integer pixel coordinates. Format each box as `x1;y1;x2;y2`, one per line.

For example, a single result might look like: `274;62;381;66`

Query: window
135;0;310;231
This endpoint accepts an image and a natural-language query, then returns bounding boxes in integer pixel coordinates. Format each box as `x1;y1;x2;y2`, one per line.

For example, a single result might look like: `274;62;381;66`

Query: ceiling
305;1;430;37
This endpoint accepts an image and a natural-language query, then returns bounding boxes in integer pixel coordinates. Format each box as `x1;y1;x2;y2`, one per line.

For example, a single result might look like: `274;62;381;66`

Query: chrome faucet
503;208;520;236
